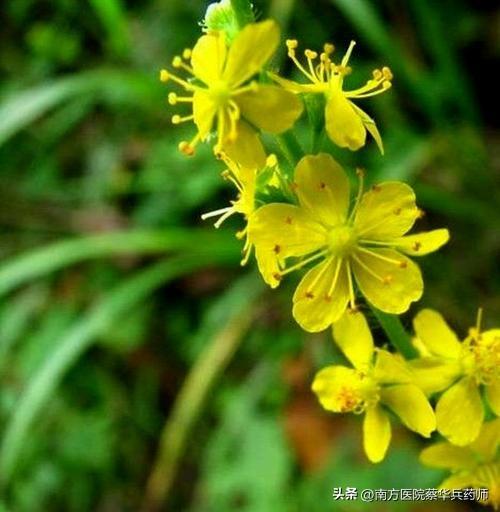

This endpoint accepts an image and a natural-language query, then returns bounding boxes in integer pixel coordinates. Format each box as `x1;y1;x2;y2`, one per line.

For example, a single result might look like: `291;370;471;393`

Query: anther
172;56;183;68
171;114;182;124
305;49;318;59
323;43;335;54
178;141;194;156
382;67;393;80
356;168;365;178
160;69;169;82
286;39;298;50
168;93;177;105
182;48;192;60
417;208;426;219
373;69;383;80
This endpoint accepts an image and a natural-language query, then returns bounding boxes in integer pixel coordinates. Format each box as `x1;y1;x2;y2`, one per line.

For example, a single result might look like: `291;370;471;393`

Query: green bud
203;0;240;43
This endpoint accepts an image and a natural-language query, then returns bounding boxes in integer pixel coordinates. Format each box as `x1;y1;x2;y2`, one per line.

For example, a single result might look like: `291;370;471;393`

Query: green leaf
0;229;238;298
0;253;235;483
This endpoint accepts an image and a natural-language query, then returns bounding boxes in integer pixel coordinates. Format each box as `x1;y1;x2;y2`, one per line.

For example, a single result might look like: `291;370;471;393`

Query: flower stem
370;306;418;359
276;131;305;167
230;0;255;28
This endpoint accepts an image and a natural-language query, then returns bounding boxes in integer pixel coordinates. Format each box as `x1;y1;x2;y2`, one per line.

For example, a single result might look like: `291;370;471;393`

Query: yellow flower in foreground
249;153;449;332
420;419;500;509
201;155;280;279
160;20;303;168
271;40;392;153
411;309;500;446
312;310;435;463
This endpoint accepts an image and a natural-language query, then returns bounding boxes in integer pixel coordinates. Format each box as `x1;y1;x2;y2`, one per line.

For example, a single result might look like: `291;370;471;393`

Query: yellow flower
312;310;435;463
201;155;280;280
420;419;500;509
411;309;500;446
271;40;392;153
249;153;449;332
160;20;303;168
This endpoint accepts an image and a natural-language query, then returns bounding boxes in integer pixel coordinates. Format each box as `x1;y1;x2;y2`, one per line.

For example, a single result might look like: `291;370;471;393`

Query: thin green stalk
0;255;225;483
141;275;262;511
276;131;305;167
370;306;417;359
230;0;255;28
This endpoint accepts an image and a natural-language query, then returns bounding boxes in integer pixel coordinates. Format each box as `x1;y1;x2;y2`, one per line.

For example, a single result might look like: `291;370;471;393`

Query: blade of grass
0;70;160;147
0;250;236;483
88;0;130;58
0;229;238;298
141;273;263;512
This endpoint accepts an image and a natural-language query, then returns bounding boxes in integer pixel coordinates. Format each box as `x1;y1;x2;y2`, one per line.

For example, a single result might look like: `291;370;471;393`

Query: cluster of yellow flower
161;14;499;508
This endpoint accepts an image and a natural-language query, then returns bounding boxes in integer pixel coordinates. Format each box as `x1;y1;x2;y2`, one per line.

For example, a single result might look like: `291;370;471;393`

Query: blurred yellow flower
249;153;449;332
312;310;435;463
271;40;392;153
201;155;280;280
420;418;500;509
411;309;500;446
160;20;303;167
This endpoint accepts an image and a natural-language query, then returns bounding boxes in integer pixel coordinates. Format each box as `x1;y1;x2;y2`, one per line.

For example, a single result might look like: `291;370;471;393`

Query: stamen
346;260;356;309
356;247;406;267
341;40;356;68
159;68;196;90
323;43;335;55
182;48;192;60
279;249;329;277
201;206;235;228
348;168;365;223
172;55;195;75
172;114;194;124
168;93;193;105
307;255;335;292
326;258;343;298
160;69;169;82
178;133;200;156
285;40;317;83
351;254;388;284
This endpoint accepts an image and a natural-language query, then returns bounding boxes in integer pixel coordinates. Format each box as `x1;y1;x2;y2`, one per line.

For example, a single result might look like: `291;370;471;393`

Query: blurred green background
0;0;499;510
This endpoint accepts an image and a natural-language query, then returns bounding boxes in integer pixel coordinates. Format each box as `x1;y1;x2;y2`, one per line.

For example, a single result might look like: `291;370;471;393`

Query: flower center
327;225;357;257
461;330;500;385
330;370;379;413
209;79;231;106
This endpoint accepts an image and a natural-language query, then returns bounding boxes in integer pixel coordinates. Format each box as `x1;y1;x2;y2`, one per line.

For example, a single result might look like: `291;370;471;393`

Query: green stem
230;0;255;28
370;306;417;359
276;131;305;167
141;306;257;511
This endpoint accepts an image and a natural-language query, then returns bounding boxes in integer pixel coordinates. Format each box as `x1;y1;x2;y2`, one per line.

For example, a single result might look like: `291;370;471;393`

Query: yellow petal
412;309;461;359
436;377;484;446
373;350;412;385
237;85;303;133
363;405;391;463
294;153;350;227
254;244;281;289
382;384;436;437
193;90;217;139
351;103;384;154
470;418;500;461
394;229;450;256
311;365;362;412
410;358;461;395
223;20;279;87
325;89;366;150
354;182;418;239
191;32;226;84
268;72;317;93
351;248;423;314
222;120;266;168
249;204;326;259
486;379;500;416
420;442;475;470
332;309;373;370
293;258;349;332
439;472;476;490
